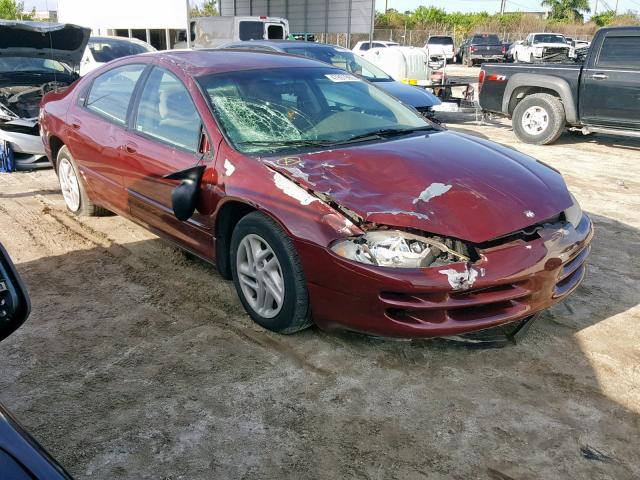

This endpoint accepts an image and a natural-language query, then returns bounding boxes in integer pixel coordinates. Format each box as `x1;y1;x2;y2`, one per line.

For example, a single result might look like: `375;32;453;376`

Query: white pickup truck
512;33;571;63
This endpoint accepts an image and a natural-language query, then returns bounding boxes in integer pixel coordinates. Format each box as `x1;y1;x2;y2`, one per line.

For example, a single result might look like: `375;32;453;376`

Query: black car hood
375;80;441;108
0;21;90;66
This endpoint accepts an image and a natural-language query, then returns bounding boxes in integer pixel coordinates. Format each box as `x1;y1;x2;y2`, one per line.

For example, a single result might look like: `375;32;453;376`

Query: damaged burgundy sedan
40;50;592;341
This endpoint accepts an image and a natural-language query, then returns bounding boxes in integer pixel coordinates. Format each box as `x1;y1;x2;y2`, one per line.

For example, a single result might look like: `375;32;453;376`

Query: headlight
564;193;583;227
331;230;469;268
534;47;544;54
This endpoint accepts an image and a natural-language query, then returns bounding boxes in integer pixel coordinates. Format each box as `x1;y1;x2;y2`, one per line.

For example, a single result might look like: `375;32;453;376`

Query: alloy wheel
521;106;549;136
236;233;284;318
58;157;80;212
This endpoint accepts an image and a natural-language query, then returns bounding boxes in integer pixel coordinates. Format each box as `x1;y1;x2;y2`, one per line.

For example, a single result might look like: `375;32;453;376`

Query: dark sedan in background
220;40;441;120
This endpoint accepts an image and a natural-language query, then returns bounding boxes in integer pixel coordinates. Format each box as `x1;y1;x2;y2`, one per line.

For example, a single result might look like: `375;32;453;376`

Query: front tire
512;93;566;145
230;212;312;334
56;146;107;216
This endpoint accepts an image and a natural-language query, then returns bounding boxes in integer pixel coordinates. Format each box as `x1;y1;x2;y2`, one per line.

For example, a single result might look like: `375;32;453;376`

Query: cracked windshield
198;67;428;154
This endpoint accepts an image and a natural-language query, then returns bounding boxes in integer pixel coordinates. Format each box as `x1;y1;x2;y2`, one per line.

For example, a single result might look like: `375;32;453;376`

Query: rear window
239;21;264;41
428;37;453;45
597;36;640;69
472;35;500;45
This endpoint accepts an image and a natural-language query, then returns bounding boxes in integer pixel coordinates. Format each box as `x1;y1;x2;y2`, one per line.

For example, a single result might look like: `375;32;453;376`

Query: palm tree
541;0;591;21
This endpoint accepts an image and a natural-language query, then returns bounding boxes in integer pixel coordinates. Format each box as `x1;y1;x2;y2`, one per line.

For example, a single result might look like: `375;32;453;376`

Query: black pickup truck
478;26;640;144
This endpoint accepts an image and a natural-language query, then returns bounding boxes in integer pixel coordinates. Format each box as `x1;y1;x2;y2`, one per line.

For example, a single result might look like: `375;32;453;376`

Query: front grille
381;280;533;327
554;245;590;298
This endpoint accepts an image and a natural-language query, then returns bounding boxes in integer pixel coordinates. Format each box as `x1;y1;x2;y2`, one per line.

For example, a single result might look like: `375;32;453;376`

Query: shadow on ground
0;211;638;479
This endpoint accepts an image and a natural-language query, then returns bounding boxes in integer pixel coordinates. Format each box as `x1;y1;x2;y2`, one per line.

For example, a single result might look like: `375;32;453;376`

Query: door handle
70;117;81;130
122;142;137;154
591;73;608;80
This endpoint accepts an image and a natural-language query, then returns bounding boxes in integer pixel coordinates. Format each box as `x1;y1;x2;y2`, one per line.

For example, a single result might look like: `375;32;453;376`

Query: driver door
120;66;215;259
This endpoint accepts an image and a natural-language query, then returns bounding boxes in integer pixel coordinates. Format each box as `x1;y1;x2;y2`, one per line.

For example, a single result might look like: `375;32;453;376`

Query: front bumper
297;215;593;338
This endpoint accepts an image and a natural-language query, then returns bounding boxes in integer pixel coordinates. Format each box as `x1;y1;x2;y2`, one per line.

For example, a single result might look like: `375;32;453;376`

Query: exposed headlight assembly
331;230;470;268
564;193;583;227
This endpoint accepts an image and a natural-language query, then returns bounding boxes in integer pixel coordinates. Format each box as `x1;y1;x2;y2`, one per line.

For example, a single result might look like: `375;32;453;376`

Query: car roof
223;40;346;51
151;49;336;76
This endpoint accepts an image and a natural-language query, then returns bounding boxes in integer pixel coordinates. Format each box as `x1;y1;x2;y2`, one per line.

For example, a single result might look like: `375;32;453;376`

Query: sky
22;0;640;15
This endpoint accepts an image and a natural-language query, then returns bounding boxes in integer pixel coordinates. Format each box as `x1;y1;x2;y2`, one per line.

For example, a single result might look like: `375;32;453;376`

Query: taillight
470;46;477;53
502;46;507;54
478;70;486;93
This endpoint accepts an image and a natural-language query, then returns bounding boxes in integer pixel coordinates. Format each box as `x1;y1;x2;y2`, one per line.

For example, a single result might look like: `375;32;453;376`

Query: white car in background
352;40;399;56
512;33;570;63
424;35;455;62
79;36;155;76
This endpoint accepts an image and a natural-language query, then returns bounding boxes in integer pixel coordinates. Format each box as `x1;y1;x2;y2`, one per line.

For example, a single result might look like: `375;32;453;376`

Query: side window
359;43;370;51
597;36;640;69
134;67;202;152
86;64;146;125
239;21;265;41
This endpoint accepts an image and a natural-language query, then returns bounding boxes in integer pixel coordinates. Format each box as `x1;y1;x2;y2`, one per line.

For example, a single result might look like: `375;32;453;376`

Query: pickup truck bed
478;26;640;145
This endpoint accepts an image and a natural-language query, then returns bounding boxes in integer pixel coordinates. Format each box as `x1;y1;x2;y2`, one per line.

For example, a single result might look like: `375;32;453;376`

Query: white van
176;16;290;49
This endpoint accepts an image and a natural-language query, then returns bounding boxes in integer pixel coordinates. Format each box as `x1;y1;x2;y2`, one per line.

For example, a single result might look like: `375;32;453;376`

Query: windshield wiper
237;139;336;149
338;126;437;144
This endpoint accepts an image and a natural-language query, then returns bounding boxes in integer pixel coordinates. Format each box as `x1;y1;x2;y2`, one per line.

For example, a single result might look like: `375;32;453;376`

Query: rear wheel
56;146;107;216
512;93;566;145
230;212;312;334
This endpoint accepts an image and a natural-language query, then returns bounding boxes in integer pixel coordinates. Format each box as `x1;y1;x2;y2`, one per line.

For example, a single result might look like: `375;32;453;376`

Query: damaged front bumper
0;118;48;170
297;214;593;340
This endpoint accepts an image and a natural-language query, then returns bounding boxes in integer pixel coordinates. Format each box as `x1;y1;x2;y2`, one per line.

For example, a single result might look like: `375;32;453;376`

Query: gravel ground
1;83;639;479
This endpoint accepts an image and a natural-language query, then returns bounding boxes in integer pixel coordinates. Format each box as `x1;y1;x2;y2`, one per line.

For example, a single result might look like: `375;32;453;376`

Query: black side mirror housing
0;243;30;342
164;165;206;221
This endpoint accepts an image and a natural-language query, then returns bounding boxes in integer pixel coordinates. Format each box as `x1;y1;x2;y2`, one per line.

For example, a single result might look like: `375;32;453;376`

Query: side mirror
164;165;206;221
0;243;30;342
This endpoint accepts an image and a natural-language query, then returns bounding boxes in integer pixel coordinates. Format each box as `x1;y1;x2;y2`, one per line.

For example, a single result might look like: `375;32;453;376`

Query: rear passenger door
68;63;147;214
120;66;214;258
580;31;640;129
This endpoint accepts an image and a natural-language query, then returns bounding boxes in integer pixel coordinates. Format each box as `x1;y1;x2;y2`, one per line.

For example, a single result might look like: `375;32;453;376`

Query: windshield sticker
325;73;360;83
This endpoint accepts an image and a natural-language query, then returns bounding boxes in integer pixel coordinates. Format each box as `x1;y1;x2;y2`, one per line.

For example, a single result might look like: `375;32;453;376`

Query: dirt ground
1;73;639;479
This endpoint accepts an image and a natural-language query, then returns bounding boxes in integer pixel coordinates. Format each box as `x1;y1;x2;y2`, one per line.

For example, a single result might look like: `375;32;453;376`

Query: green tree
541;0;590;21
191;0;217;17
0;0;27;19
591;9;616;26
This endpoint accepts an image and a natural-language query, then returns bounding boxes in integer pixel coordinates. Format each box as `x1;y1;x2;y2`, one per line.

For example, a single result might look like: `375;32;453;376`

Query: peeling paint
273;172;318;206
321;161;335;168
223;159;235;177
367;210;429;220
413;183;452;205
439;264;483;290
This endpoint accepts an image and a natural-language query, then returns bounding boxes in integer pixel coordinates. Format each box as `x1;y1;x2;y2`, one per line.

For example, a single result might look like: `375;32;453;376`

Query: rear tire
512;93;566;145
56;146;108;216
230;212;312;334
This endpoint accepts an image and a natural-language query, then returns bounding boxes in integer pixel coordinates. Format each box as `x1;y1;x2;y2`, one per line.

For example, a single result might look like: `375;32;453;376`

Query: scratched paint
223;159;235;176
367;210;429;220
413;183;452;205
273;172;318;206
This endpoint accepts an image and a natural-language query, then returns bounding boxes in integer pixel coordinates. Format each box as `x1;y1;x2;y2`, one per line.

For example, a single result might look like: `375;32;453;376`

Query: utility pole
500;0;507;15
594;0;598;15
615;0;619;14
385;0;388;13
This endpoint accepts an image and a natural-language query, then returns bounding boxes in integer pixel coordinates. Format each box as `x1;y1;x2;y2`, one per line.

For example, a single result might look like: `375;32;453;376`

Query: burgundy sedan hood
267;131;572;243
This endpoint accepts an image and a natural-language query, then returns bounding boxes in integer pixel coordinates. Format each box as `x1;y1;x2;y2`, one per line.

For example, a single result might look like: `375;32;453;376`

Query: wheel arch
49;136;65;172
503;74;577;124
